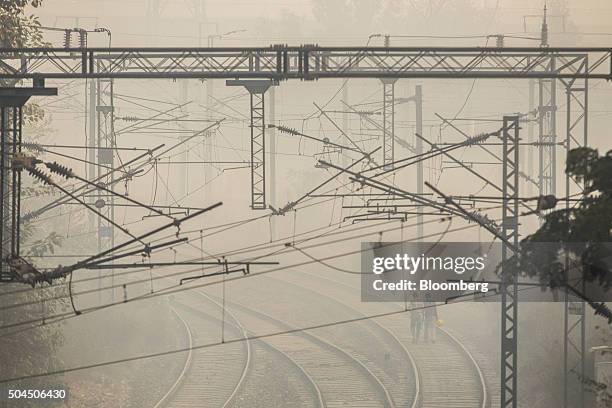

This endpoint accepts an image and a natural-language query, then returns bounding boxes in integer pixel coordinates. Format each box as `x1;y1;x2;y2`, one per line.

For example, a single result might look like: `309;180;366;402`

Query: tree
0;1;67;399
507;147;612;316
0;1;44;48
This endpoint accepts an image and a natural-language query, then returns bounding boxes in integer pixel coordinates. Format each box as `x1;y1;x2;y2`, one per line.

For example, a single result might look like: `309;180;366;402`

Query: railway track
153;267;487;407
155;290;325;408
217;295;396;407
153;300;251;408
290;270;489;408
251;276;419;408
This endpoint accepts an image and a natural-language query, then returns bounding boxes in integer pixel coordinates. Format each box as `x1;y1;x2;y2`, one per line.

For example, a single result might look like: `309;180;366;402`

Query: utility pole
177;79;189;200
538;4;557;201
528;78;535;196
269;86;276;238
0;85;57;282
501;115;520;408
95;73;116;302
381;35;397;170
415;85;423;241
226;79;276;210
342;81;349;167
146;0;161;46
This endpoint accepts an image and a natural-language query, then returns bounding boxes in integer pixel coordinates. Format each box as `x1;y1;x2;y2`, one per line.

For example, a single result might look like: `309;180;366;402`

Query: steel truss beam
1;47;611;80
560;59;588;408
501;115;520;408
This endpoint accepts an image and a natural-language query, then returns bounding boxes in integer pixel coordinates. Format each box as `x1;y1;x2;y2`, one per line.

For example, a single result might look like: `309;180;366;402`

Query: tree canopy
509;147;612;298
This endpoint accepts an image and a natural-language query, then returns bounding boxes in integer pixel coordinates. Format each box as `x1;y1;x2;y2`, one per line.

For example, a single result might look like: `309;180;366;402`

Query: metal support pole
561;58;588;408
501;115;520;408
527;79;535;196
250;91;265;209
269;86;276;237
96;74;116;300
146;0;160;47
204;38;214;202
88;79;96;233
538;56;557;200
226;79;274;210
415;85;423;241
0;106;22;273
0;106;7;281
0;87;56;281
178;79;189;199
381;78;397;170
341;81;349;167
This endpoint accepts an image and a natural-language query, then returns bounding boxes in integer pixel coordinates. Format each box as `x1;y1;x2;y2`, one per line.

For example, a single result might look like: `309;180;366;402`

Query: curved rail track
155;290;325;408
154;266;488;408
217;295;396;408
153;299;251;408
291;270;489;408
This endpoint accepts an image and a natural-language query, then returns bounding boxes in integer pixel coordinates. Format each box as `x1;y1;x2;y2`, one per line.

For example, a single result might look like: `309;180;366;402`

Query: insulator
276;125;300;136
469;211;500;233
27;167;53;186
593;302;612;323
21;212;38;222
63;30;71;48
45;161;74;179
466;132;492;146
495;35;504;48
22;142;43;152
78;30;87;48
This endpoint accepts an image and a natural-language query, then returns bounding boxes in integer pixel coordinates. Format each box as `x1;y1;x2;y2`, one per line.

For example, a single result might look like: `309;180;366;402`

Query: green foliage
24;231;64;258
506;148;612;292
0;1;67;395
0;1;45;48
22;102;45;124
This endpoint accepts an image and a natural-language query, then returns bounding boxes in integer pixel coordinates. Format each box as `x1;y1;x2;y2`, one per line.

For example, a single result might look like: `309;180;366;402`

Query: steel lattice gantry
0;46;611;80
0;46;607;405
501;115;520;408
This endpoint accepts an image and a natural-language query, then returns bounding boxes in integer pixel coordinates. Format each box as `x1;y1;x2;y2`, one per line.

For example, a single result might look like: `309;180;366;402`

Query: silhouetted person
409;301;424;343
423;299;439;343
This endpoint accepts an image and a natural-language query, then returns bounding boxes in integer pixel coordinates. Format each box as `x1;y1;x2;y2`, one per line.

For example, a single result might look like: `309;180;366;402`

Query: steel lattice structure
0;46;611;80
0;104;21;281
0;44;607;405
0;87;56;282
227;80;273;209
560;60;588;408
381;78;396;170
538;57;557;198
94;76;116;300
501;115;520;408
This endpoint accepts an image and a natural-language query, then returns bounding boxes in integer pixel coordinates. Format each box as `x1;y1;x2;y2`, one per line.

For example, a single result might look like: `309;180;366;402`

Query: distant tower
541;2;549;47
